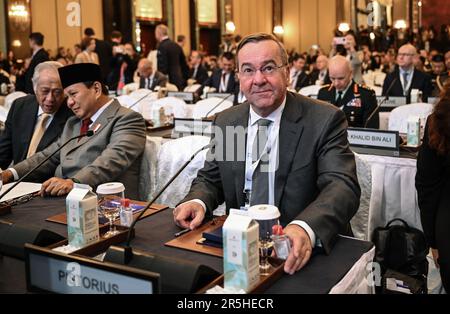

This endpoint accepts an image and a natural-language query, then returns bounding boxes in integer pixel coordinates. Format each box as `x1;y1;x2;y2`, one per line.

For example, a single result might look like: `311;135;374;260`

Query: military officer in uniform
318;55;379;129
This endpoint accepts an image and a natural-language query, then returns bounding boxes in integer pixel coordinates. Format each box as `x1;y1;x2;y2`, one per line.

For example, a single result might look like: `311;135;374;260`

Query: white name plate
377;96;407;107
25;244;159;294
174;118;213;136
206;93;234;101
348;128;400;157
168;92;195;102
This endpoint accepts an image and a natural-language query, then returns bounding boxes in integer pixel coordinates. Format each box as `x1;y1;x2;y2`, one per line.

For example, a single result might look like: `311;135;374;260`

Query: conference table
0;196;374;294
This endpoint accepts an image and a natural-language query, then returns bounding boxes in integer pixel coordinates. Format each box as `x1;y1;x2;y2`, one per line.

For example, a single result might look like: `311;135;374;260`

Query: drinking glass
96;183;125;238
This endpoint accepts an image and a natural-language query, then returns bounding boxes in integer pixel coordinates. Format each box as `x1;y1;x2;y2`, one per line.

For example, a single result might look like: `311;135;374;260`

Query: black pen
174;228;191;237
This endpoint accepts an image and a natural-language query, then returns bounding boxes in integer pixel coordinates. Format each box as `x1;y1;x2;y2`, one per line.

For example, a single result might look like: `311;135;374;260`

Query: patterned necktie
27;114;51;158
251;119;272;205
402;72;409;96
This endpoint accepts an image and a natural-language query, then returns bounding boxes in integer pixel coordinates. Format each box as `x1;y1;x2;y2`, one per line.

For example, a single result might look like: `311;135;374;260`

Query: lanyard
243;118;280;209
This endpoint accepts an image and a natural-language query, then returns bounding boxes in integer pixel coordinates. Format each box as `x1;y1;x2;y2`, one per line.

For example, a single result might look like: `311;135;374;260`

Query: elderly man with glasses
382;44;433;102
174;33;360;274
0;61;73;170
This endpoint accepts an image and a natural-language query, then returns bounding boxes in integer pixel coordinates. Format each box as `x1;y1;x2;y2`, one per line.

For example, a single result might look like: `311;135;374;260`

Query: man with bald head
318;56;379;129
382;44;433;102
155;24;189;90
308;55;332;86
138;58;167;91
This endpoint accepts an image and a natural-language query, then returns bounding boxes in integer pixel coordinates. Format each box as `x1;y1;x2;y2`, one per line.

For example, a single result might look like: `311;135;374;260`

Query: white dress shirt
185;96;318;247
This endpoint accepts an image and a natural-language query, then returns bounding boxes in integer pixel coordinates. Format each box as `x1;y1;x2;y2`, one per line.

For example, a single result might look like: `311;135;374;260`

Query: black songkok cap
58;63;103;89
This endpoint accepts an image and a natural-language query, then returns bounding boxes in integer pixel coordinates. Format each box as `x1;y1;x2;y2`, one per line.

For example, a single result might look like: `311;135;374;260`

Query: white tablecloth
352;153;422;241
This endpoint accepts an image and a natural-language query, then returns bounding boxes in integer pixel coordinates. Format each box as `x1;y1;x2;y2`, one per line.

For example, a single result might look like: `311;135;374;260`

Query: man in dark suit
289;54;310;92
189;51;209;85
308;55;332;86
203;52;239;94
155;24;189;91
318;56;379;129
430;54;449;97
382;44;433;102
20;33;50;94
84;28;113;84
137;58;167;91
0;61;72;170
174;33;360;274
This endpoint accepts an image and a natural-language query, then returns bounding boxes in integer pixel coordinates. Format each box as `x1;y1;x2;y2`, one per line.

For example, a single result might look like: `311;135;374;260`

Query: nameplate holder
377;96;407;108
167;92;195;103
348;128;400;157
25;244;160;294
173;118;213;137
206;93;234;101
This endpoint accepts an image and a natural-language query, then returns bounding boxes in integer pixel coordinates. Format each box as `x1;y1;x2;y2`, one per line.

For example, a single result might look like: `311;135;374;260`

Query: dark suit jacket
94;39;113;83
416;120;450;250
157;38;189;91
108;53;139;91
203;69;239;94
139;71;168;90
23;49;50;94
318;81;380;129
382;68;433;103
189;65;209;85
181;92;360;253
294;71;310;91
0;95;73;169
308;69;331;86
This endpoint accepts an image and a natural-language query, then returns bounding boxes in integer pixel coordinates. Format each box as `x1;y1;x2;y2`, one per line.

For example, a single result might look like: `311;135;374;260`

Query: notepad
0;182;42;203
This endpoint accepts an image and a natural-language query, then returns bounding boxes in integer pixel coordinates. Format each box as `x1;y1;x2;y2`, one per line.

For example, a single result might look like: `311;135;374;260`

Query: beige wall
173;0;191;55
233;0;273;36
283;0;336;54
31;0;103;57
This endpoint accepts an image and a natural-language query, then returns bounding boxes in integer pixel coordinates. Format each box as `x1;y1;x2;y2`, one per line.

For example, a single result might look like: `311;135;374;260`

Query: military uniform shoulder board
358;84;374;92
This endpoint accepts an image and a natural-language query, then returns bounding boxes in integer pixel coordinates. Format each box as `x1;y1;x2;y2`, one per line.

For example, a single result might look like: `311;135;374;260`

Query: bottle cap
272;224;283;236
121;198;130;207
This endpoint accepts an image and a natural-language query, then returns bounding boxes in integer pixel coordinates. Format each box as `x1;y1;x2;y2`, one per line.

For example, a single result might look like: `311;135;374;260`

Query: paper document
0;182;42;203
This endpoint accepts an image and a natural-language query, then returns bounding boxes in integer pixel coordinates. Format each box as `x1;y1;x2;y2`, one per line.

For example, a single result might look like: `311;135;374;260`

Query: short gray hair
32;61;64;91
236;33;288;69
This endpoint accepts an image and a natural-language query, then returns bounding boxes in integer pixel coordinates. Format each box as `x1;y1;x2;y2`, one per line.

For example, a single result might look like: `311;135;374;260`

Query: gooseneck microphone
0;131;95;201
364;77;398;129
128;91;154;110
124;140;216;247
104;140;220;293
203;95;232;119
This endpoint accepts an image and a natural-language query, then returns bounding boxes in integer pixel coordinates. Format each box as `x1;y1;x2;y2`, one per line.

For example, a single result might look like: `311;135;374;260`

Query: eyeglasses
38;88;64;98
397;53;415;57
239;63;286;78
